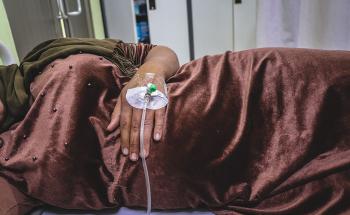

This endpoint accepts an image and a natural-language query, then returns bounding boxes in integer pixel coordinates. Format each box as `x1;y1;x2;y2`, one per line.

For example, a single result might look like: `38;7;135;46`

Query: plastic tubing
140;95;152;215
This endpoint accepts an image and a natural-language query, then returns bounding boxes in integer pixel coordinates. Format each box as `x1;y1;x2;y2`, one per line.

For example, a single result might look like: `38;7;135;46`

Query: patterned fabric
0;38;156;131
113;43;156;77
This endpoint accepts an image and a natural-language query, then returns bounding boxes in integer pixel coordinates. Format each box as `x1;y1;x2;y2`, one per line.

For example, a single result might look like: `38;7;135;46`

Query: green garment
0;38;134;131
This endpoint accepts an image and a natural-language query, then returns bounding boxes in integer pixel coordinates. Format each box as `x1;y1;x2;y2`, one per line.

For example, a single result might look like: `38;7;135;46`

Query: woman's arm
137;45;180;80
107;45;179;161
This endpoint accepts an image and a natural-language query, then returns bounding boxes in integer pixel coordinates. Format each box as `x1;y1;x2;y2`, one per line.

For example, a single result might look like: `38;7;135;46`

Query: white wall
192;0;234;59
103;0;137;43
0;0;19;64
102;0;258;63
147;0;190;65
234;0;257;51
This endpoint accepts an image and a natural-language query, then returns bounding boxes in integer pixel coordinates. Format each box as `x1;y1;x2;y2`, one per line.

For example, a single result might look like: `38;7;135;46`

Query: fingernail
122;147;129;155
155;133;161;141
130;153;138;161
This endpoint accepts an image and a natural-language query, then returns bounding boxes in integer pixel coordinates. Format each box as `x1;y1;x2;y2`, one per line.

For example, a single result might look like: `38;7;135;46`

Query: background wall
0;0;19;64
234;0;257;51
1;0;258;65
192;0;234;59
89;0;105;39
147;0;190;64
102;0;138;43
0;0;105;65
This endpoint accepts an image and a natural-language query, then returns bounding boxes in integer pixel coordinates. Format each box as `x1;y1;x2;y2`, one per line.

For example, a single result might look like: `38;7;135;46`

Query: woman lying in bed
0;38;349;215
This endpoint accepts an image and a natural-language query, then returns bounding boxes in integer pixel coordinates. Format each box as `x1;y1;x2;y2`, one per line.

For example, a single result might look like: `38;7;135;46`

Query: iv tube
125;73;168;215
140;95;152;215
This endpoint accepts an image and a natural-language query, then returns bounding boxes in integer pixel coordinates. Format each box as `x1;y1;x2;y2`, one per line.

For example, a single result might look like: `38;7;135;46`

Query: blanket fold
0;46;349;214
0;38;122;130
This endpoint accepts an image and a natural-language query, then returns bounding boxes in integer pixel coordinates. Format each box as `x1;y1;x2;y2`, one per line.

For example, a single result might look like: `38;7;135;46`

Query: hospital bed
31;207;214;215
0;41;213;215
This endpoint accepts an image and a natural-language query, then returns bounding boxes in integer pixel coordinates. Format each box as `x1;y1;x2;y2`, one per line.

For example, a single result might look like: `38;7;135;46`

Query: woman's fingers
129;109;142;161
153;107;165;141
107;96;121;131
108;83;166;161
120;97;132;156
142;110;155;158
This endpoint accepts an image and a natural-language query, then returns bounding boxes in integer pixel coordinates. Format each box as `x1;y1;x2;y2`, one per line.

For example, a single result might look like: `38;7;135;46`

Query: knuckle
131;120;139;131
120;119;128;128
131;125;139;132
129;140;137;147
143;119;153;126
155;121;163;127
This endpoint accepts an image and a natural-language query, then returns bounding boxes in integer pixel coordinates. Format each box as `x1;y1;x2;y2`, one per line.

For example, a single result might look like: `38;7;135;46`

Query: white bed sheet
31;207;214;215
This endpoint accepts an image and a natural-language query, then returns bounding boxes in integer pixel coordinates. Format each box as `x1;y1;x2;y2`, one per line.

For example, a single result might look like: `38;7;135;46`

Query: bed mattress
31;207;214;215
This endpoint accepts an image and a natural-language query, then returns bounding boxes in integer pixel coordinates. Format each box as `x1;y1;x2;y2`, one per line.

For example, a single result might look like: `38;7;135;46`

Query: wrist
137;61;168;80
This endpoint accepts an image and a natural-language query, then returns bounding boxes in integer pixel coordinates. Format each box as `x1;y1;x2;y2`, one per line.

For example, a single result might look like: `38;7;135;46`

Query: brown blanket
0;48;349;214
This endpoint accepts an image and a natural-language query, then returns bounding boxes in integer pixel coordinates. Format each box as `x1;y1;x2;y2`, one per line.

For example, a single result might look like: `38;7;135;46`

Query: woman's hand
107;45;179;161
107;72;167;161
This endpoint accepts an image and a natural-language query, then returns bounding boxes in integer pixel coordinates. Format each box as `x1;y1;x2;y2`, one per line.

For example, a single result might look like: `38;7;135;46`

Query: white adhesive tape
126;86;168;110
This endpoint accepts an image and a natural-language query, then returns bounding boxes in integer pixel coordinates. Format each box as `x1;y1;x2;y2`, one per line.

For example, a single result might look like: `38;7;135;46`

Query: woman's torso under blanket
0;49;349;214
